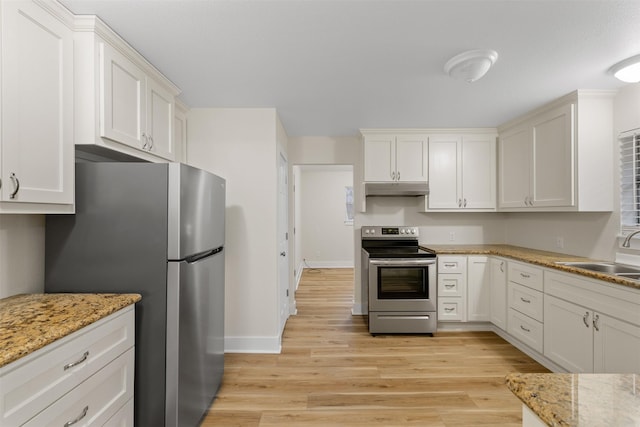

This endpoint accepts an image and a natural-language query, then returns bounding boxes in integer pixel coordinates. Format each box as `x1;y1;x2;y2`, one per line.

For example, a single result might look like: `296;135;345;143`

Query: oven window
377;266;428;299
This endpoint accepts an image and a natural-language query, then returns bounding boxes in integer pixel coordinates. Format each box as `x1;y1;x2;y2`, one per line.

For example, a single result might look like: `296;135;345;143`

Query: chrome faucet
622;230;640;248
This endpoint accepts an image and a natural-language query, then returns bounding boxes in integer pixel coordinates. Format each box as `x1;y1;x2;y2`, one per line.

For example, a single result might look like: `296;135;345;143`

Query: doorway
292;165;354;288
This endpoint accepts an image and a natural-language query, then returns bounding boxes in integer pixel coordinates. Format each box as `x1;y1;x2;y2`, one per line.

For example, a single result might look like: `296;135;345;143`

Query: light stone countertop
506;373;640;426
421;244;640;290
0;293;141;368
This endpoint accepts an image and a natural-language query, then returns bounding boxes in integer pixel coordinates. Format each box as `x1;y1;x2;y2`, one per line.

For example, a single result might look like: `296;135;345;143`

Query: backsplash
0;215;45;298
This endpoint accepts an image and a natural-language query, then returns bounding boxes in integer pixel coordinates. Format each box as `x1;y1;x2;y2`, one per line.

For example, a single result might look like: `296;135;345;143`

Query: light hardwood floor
201;268;548;426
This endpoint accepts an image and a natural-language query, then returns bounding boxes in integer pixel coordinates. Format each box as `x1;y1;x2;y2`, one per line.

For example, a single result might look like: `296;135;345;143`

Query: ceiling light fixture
610;54;640;83
444;49;498;83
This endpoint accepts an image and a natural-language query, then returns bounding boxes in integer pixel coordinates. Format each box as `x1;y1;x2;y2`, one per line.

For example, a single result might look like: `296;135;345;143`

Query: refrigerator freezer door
166;249;225;427
168;163;225;260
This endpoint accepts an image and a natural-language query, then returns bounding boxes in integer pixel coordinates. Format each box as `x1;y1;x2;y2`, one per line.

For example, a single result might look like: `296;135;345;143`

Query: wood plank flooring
201;268;549;426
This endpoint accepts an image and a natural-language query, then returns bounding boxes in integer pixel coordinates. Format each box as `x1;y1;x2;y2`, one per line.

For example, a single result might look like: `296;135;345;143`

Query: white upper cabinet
498;90;614;212
74;17;180;162
0;0;75;213
362;132;427;182
100;43;146;150
427;132;496;211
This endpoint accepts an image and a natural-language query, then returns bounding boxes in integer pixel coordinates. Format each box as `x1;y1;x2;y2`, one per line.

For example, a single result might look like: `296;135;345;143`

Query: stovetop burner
360;226;436;259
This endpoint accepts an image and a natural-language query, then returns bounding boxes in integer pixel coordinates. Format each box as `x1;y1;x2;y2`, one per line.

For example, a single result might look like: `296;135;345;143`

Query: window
345;186;354;225
620;129;640;231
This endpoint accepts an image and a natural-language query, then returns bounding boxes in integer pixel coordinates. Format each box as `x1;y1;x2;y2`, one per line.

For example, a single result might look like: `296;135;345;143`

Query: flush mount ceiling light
610;54;640;83
444;49;499;83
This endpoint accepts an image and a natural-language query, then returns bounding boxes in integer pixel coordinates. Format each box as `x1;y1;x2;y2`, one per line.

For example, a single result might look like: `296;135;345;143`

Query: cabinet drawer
508;261;543;291
508;282;543;322
0;307;134;427
438;297;465;321
438;256;466;274
104;398;133;427
438;274;464;297
23;348;134;427
508;308;543;353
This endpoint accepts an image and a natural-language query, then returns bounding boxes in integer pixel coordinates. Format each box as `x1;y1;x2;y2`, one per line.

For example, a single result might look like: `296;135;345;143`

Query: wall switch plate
449;232;456;241
556;237;564;249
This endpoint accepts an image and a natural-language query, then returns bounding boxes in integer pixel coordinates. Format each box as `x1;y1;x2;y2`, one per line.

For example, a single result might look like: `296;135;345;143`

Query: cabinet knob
391;171;396;181
463;198;467;208
397;171;400;181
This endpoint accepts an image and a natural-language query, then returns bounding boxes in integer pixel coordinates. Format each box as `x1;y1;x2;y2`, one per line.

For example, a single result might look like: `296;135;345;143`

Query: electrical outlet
556;237;564;249
449;232;456;241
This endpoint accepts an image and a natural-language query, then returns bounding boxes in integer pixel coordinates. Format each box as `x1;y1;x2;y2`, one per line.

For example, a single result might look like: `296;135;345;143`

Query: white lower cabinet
467;256;491;321
506;261;544;353
489;258;507;330
0;306;135;427
544;270;640;373
437;256;467;322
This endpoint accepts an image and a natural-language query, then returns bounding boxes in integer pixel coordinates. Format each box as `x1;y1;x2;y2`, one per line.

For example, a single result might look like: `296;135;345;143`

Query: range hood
364;182;429;197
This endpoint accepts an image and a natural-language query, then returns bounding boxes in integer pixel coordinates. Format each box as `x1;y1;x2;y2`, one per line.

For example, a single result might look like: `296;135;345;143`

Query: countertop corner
0;293;141;368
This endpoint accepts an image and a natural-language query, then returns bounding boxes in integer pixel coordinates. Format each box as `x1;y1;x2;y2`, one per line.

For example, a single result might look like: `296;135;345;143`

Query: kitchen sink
555;261;640;278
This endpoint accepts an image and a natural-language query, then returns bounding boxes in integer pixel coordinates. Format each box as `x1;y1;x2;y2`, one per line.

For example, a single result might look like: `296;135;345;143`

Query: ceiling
61;0;640;137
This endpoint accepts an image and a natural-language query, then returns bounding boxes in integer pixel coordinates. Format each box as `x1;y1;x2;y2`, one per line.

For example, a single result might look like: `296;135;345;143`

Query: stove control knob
400;229;405;234
365;229;371;234
411;229;416;234
370;229;375;234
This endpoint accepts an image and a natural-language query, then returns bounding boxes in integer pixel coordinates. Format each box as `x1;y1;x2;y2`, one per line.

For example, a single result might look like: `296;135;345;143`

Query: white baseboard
225;335;282;354
303;261;354;269
351;302;367;315
295;261;304;290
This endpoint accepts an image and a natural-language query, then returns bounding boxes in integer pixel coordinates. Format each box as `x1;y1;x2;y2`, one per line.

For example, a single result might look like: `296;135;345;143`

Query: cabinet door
531;103;575;208
100;43;147;150
462;136;496;209
498;125;530;208
593;313;640;373
363;136;395;182
428;136;460;209
146;79;175;160
544;295;593;372
467;256;490;321
395;135;427;182
1;1;73;204
490;258;507;330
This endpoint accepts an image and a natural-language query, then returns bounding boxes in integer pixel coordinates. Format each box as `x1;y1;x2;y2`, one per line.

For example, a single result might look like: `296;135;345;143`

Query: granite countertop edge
421;243;640;290
0;293;141;368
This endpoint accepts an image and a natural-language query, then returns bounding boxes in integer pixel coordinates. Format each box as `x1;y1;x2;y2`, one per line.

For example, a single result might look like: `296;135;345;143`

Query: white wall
299;166;354;268
187;108;284;353
0;215;45;298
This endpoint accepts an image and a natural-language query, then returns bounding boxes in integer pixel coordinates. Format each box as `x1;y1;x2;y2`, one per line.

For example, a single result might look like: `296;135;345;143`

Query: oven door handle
369;258;436;267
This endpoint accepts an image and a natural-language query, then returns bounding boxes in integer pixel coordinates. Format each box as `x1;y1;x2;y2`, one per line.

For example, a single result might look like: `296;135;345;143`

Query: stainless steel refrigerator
45;162;225;427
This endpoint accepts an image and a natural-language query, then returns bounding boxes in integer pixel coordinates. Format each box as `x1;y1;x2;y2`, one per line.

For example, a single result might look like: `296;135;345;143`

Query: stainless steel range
361;226;437;335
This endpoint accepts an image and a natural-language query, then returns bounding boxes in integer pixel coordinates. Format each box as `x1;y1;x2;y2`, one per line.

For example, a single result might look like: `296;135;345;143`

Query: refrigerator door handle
185;246;223;264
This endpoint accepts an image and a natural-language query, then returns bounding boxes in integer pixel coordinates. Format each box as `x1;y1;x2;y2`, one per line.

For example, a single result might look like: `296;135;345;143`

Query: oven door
368;258;437;312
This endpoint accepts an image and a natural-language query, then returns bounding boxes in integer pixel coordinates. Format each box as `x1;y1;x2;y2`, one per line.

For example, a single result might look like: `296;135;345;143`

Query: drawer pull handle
64;406;88;427
64;351;89;371
520;325;531;333
520;273;530;278
9;173;20;199
444;307;455;312
520;297;531;304
444;284;455;288
444;263;456;268
500;261;504;273
583;312;590;328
